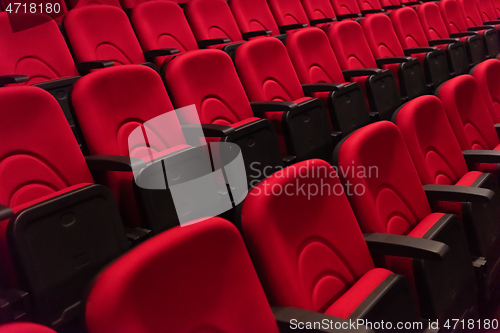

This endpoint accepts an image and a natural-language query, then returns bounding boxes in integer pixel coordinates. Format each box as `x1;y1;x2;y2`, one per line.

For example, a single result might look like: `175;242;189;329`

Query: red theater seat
300;0;338;27
417;2;486;67
234;37;333;162
393;95;500;298
334;121;477;321
286;27;371;138
66;0;121;9
439;0;500;58
329;0;365;19
0;323;56;333
130;1;197;69
0;86;128;328
471;58;500;123
228;0;282;37
268;0;310;33
457;0;500;39
355;0;385;15
326;19;402;118
241;159;426;325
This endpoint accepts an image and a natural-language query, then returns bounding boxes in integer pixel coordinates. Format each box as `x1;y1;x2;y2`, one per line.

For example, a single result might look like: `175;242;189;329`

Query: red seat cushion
229;0;281;36
0;323;57;333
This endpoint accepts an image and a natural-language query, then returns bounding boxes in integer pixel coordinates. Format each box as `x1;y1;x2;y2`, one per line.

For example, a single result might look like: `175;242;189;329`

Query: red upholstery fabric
268;0;310;28
71;65;186;227
337;121;433;236
391;7;432;49
494;0;500;17
459;0;490;27
301;0;337;23
64;5;145;65
437;75;499;151
439;0;471;34
417;2;455;40
477;0;499;21
85;217;280;333
330;0;362;17
229;0;281;36
185;0;243;44
379;0;401;9
356;0;383;12
67;0;121;9
165;50;256;126
1;0;67;24
471;59;500;123
0;323;57;333
0;13;78;85
131;1;198;68
241;159;390;318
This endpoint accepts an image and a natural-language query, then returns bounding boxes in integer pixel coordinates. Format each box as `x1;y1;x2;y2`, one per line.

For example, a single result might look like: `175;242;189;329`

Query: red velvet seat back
0;86;93;210
286;27;346;85
360;13;406;58
241;159;375;312
0;323;57;333
457;0;485;27
356;0;383;12
437;75;500;151
471;59;500;123
336;121;432;236
67;0;121;9
165;50;255;126
64;5;145;65
229;0;280;36
391;7;431;48
301;0;337;21
379;0;401;9
71;65;185;226
330;0;362;17
439;0;469;34
327;20;378;69
131;1;198;68
268;0;310;27
417;2;452;40
85;217;280;333
477;0;499;21
393;95;470;186
0;13;78;85
185;0;243;43
235;37;306;102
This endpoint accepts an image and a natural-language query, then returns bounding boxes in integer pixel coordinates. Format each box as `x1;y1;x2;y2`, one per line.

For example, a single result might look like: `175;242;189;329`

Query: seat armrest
143;48;180;60
403;47;438;55
182;123;235;137
336;13;362;20
85;155;137;172
449;32;477;37
361;9;384;14
375;56;413;66
383;4;402;10
0;203;14;221
342;68;383;80
484;20;500;25
423;184;495;203
463;149;500;164
0;288;29;323
468;26;495;31
197;38;231;49
250;101;299;114
272;307;374;332
496;124;500;138
241;30;272;40
428;38;459;46
310;18;336;26
364;233;448;261
76;60;114;75
124;227;152;246
0;75;29;87
278;23;308;34
302;83;344;94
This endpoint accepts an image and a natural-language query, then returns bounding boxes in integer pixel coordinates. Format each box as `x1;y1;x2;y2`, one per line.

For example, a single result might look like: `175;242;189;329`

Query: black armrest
361;9;384;15
197;38;231;49
375;56;413;66
241;30;272;40
272;307;374;333
0;203;14;221
468;26;495;31
484;20;500;25
423;184;495;203
342;68;383;80
0;75;29;87
182;123;235;137
309;18;336;26
124;227;152;246
383;4;403;10
428;38;460;46
463;149;500;164
335;13;362;20
0;288;28;323
449;32;477;37
403;47;439;55
278;23;308;34
364;232;448;261
85;155;136;172
143;48;180;60
33;76;80;91
76;60;114;75
250;101;299;113
302;83;344;94
495;123;500;138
